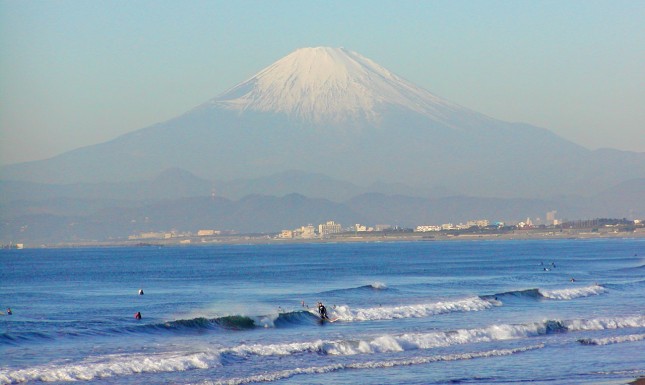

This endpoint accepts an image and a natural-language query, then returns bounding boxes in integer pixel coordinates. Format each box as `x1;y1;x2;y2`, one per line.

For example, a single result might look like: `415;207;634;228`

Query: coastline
7;227;645;249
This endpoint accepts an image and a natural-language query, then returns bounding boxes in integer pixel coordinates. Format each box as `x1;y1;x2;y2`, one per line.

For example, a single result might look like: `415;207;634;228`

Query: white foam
331;296;493;322
0;350;220;385
200;345;544;385
564;315;645;331
322;322;552;355
224;340;324;357
579;333;645;345
539;285;606;300
4;315;642;384
219;315;645;358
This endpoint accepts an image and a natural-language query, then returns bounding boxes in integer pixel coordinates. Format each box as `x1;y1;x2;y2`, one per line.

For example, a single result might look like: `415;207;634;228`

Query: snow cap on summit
210;47;467;125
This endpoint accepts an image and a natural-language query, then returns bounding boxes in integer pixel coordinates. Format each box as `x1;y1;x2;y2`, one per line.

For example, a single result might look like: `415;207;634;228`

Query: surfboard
319;317;338;323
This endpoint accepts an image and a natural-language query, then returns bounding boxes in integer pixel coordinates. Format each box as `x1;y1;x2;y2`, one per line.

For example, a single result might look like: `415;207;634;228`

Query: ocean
1;239;644;384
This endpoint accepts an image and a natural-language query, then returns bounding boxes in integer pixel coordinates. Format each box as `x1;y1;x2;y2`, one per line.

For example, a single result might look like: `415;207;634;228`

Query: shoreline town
4;220;644;249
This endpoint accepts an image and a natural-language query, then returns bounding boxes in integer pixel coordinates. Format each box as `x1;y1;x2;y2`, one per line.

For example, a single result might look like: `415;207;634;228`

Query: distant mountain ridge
3;178;644;244
0;168;431;206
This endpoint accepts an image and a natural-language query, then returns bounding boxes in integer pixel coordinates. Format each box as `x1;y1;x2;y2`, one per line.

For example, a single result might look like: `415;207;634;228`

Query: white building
319;221;342;237
355;223;372;232
197;229;221;236
466;219;490;228
415;225;442;232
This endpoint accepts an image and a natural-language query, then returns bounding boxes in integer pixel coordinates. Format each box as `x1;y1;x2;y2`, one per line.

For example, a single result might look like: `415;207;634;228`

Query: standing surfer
317;302;328;320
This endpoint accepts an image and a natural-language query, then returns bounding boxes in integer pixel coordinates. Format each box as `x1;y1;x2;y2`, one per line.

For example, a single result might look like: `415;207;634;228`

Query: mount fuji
3;47;645;199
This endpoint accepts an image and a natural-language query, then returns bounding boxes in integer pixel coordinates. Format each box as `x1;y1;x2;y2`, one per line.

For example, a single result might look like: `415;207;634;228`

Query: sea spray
0;351;220;385
539;285;606;300
199;345;545;385
331;297;494;322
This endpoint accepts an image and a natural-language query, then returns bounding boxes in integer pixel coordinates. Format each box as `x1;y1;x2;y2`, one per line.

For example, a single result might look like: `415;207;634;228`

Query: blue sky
1;0;644;165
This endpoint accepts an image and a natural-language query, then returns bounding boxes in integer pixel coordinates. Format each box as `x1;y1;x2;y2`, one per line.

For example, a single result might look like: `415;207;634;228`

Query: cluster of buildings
128;229;226;243
415;219;493;232
120;210;645;244
278;221;396;239
279;221;344;239
126;211;565;242
415;211;564;233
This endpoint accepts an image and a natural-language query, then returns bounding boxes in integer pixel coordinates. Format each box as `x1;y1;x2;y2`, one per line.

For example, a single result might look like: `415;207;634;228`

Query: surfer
134;311;142;320
317;302;328;320
6;308;12;315
138;289;144;295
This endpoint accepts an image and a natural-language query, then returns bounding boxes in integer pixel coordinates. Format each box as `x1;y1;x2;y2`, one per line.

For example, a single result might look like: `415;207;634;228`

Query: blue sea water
1;239;644;385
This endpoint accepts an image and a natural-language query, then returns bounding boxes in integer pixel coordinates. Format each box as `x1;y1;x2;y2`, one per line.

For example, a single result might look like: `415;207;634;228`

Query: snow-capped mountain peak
209;47;469;125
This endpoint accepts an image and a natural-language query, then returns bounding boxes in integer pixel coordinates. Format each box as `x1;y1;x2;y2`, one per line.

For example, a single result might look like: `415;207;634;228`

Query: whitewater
1;239;644;384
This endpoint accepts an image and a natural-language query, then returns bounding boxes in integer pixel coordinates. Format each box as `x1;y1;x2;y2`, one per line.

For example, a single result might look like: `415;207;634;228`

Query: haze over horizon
1;1;644;167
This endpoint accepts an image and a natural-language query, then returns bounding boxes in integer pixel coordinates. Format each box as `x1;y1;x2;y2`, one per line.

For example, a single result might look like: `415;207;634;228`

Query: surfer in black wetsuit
317;302;328;320
134;311;142;320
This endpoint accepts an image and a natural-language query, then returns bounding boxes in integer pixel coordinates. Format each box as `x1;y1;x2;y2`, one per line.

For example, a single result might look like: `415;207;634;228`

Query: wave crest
331;297;494;322
203;345;545;385
539;285;606;300
578;333;645;346
0;351;220;385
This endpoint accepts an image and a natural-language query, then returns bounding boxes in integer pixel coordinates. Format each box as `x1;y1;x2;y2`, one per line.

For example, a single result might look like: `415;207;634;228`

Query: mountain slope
209;47;480;127
2;47;644;199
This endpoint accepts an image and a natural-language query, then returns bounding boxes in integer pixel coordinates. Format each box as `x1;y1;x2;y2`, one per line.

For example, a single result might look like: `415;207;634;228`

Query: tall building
319;221;342;237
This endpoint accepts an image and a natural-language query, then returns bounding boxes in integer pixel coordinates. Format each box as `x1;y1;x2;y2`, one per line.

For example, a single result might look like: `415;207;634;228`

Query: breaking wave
2;314;642;384
0;345;544;385
0;351;221;385
483;285;606;301
539;285;606;300
202;345;545;385
331;296;495;322
563;315;645;331
1;286;612;347
219;315;645;358
578;333;645;346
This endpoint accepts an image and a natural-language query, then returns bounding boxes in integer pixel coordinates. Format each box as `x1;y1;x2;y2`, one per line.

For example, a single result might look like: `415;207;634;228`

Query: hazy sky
1;0;644;166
